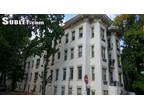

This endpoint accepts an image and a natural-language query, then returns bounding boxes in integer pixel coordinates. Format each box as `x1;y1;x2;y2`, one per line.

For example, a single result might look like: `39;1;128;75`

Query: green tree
114;14;144;93
29;14;64;94
0;14;32;91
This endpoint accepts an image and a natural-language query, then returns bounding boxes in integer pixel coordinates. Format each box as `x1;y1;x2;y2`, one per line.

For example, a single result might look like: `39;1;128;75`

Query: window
27;62;30;69
72;31;75;41
29;73;32;81
50;70;53;81
108;53;112;60
119;73;122;85
79;27;83;38
102;47;106;62
61;87;65;95
36;59;40;69
69;67;73;80
101;28;105;41
32;60;34;68
91;91;95;95
59;38;61;44
32;85;36;92
70;48;74;59
47;70;53;83
56;69;59;81
43;55;46;64
117;55;121;67
109;71;113;83
57;52;61;60
68;87;72;95
51;55;54;65
103;90;108;95
28;84;30;92
25;73;28;80
108;38;112;49
91;66;95;80
78;45;82;58
86;88;90;95
34;72;38;83
77;87;82;95
54;86;57;95
116;39;120;51
63;68;66;80
23;83;26;90
41;71;43;77
102;68;107;85
65;33;69;44
78;66;82;80
91;45;95;58
39;85;42;93
64;49;68;61
91;27;94;38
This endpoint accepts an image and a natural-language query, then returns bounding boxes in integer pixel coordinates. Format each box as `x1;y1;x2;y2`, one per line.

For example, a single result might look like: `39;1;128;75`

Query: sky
64;14;77;22
64;14;117;22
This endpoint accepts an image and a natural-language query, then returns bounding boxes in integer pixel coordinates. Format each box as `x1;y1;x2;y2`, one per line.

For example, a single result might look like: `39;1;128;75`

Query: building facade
21;14;124;95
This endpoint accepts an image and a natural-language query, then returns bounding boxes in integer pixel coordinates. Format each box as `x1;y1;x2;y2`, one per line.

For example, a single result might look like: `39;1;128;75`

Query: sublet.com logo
2;17;44;25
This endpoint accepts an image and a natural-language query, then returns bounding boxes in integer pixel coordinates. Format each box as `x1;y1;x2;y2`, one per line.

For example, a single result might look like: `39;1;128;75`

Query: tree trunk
42;51;49;95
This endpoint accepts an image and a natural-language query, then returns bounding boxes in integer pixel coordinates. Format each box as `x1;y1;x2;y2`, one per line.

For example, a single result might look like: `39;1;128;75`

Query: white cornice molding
63;14;112;29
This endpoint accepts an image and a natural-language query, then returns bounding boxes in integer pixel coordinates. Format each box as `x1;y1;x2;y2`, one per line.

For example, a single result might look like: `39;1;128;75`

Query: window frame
68;87;72;95
56;69;59;81
61;86;65;95
78;45;82;58
103;90;108;95
70;48;74;59
91;45;95;58
77;87;82;95
79;27;83;38
101;46;106;62
91;27;94;38
101;27;105;42
64;49;68;61
34;72;38;83
91;66;95;81
65;33;69;44
77;66;82;80
57;52;61;60
69;67;74;80
54;86;57;95
71;30;75;41
36;59;40;69
63;68;66;80
102;68;107;85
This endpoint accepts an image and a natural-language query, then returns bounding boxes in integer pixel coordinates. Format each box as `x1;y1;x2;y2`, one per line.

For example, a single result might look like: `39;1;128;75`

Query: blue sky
64;14;117;22
64;14;76;22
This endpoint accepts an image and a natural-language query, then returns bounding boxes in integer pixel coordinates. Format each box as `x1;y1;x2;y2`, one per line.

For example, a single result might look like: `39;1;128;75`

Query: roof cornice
63;14;113;29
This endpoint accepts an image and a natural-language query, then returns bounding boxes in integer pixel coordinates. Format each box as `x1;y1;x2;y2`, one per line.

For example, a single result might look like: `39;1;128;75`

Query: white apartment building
21;14;124;95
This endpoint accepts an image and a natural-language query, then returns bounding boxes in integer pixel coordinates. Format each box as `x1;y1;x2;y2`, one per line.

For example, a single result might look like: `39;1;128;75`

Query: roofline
63;14;113;29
